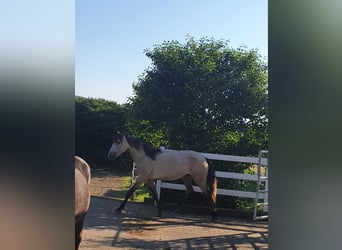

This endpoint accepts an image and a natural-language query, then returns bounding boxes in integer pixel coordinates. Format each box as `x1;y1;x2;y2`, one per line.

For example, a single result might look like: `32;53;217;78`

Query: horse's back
75;156;91;222
160;150;207;166
149;150;208;181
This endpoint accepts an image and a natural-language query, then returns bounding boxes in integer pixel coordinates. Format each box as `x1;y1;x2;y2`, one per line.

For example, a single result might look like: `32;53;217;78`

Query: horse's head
108;131;129;160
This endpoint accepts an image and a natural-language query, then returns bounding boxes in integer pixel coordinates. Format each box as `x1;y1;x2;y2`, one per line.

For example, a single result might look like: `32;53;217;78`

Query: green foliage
75;96;126;162
231;166;266;211
129;36;268;155
125;119;168;148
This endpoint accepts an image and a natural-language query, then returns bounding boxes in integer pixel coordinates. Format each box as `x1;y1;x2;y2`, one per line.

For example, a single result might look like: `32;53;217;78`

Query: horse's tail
206;158;217;206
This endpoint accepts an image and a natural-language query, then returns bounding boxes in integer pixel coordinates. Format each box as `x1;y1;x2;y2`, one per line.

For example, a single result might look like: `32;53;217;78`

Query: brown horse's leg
206;189;218;221
196;161;218;221
183;174;194;200
196;178;217;221
147;180;162;217
197;182;217;222
116;181;142;214
75;216;85;250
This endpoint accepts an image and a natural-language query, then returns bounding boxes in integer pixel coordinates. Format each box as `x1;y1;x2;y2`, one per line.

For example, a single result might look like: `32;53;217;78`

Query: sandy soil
89;168;127;197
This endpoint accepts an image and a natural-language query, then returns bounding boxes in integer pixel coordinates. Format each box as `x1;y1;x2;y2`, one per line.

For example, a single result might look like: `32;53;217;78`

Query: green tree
129;37;268;155
75;96;126;161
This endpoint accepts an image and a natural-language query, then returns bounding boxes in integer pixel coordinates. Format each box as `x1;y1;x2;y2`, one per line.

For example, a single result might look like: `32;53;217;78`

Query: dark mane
126;135;162;160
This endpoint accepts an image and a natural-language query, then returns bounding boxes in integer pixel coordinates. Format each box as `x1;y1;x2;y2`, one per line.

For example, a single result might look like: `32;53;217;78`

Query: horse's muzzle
108;152;116;160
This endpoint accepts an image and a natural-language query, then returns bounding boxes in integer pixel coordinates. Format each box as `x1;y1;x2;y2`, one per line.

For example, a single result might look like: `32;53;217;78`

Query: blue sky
76;0;267;104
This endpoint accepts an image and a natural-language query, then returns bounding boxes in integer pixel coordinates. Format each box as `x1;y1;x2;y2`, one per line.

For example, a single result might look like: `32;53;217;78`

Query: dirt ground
80;166;268;249
88;166;127;197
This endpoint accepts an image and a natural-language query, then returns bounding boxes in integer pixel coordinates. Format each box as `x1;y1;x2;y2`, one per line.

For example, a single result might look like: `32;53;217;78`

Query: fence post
131;161;136;200
263;166;269;212
154;146;165;206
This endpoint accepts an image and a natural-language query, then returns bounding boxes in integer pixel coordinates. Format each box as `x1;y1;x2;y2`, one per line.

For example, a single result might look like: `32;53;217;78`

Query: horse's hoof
115;208;122;214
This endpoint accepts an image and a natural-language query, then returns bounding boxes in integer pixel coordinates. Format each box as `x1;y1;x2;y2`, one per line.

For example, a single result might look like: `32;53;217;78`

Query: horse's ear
116;130;126;138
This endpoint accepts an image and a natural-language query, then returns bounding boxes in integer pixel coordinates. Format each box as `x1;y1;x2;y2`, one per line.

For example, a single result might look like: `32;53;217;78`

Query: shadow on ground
82;197;268;249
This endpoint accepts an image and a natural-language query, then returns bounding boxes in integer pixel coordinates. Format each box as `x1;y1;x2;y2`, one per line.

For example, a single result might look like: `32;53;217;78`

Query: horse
75;156;91;250
108;132;217;221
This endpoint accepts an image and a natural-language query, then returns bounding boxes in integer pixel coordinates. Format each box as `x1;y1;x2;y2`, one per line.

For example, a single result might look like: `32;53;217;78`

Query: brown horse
75;156;91;250
108;132;217;221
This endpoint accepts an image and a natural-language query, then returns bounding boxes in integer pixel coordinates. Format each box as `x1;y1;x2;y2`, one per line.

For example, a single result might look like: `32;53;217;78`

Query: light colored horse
75;156;91;250
108;132;217;221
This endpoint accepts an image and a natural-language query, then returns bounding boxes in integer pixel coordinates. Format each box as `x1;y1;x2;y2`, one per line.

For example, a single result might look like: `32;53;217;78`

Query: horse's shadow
103;189;126;199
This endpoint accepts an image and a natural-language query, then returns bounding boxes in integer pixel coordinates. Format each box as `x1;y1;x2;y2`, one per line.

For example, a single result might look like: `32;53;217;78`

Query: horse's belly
150;166;189;181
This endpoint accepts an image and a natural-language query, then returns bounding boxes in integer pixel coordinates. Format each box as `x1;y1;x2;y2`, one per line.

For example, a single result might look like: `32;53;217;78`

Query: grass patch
120;176;151;203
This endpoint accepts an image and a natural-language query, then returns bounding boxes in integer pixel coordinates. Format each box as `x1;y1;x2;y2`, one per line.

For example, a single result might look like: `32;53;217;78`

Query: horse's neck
127;145;146;163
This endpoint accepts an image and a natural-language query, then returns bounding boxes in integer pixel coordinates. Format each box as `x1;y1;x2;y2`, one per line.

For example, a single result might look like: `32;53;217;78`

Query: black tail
206;158;217;221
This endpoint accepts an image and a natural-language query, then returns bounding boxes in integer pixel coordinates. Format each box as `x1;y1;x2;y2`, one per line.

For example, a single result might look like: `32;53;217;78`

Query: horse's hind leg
75;216;85;250
147;180;162;217
206;190;217;221
197;182;217;222
175;174;194;212
183;174;194;201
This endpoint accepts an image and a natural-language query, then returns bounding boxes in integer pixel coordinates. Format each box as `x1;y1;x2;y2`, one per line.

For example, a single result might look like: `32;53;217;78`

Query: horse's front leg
116;181;142;214
147;180;162;217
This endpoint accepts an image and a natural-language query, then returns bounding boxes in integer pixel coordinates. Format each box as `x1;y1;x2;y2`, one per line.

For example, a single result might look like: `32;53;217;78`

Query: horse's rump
75;156;91;221
75;156;91;184
75;156;91;249
75;169;90;221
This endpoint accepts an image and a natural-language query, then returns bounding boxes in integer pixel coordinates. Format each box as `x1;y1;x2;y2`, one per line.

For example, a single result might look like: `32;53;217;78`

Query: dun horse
108;132;217;221
75;156;91;250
